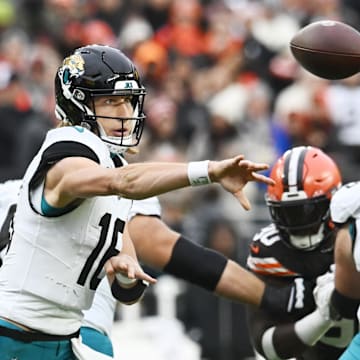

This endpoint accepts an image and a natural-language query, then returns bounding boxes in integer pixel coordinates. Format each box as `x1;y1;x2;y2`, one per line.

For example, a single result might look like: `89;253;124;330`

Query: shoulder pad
247;224;300;277
252;224;281;247
331;182;360;224
43;127;109;163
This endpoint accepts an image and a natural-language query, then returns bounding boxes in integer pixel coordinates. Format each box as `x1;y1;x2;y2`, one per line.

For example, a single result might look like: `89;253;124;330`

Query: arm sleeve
128;196;161;221
163;235;227;291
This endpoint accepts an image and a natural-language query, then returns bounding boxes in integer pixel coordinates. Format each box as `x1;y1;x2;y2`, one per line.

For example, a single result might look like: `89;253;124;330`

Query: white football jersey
0;127;132;335
81;277;116;337
0;162;162;337
82;195;162;336
330;182;360;223
330;181;360;271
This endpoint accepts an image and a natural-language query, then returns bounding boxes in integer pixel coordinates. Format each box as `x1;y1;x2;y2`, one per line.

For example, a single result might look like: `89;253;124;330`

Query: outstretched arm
334;226;360;299
329;182;360;319
129;214;264;305
128;214;315;309
44;155;274;209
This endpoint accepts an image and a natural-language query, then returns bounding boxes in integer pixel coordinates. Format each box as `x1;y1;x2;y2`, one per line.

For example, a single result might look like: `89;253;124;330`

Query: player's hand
261;277;316;317
105;254;157;285
313;269;335;321
209;155;275;210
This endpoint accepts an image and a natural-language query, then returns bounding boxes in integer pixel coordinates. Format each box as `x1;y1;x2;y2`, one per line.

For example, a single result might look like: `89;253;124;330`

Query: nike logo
250;244;260;254
320;246;333;253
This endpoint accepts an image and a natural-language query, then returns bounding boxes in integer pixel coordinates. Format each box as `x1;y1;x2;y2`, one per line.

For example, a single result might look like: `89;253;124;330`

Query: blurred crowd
1;0;360;359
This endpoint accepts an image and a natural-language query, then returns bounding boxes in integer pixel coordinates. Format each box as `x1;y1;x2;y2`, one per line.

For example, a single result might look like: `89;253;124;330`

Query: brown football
290;20;360;79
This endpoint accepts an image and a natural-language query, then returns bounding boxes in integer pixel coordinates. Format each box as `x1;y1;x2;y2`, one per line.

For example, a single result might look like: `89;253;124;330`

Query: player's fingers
234;154;245;163
127;262;157;284
235;190;251;211
104;258;116;276
126;265;136;279
252;172;276;185
239;160;270;171
137;271;157;284
250;163;270;171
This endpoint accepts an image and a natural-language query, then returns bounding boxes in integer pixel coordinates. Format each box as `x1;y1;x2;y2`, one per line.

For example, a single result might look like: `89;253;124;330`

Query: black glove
260;277;316;318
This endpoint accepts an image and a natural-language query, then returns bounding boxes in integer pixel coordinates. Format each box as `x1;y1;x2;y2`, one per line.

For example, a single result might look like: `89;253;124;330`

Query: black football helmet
54;44;146;155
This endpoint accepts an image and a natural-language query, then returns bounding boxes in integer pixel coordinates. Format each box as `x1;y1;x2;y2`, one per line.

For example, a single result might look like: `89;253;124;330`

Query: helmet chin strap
289;224;325;251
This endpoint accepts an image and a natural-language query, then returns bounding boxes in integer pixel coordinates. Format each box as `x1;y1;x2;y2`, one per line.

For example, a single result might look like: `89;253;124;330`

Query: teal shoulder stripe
41;196;78;217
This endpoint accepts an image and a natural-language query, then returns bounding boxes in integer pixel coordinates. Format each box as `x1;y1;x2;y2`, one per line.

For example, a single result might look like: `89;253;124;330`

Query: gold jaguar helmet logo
61;54;85;84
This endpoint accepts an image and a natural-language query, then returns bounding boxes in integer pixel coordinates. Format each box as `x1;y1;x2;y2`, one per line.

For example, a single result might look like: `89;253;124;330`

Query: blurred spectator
154;0;208;62
140;57;212;163
306;0;360;30
23;42;60;117
268;46;300;95
118;16;153;54
0;63;32;180
203;3;244;62
80;19;117;47
0;28;30;74
192;77;249;159
42;0;93;54
137;93;187;163
133;39;169;90
92;0;134;34
230;0;299;94
323;73;360;182
273;68;331;148
220;80;278;194
142;0;172;31
251;1;299;54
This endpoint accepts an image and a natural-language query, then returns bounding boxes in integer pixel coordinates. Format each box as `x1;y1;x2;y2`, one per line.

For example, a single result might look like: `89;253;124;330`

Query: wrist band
331;288;360;319
111;279;148;303
187;160;211;186
116;272;137;286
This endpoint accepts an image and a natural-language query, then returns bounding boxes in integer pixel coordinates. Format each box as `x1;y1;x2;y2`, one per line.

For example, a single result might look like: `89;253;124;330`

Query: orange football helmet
266;146;342;250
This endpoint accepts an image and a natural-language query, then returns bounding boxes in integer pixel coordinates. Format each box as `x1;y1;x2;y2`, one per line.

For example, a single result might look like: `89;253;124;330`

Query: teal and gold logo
62;54;85;84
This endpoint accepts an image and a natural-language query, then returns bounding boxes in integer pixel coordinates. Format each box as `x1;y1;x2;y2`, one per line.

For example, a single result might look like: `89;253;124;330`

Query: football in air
290;20;360;79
